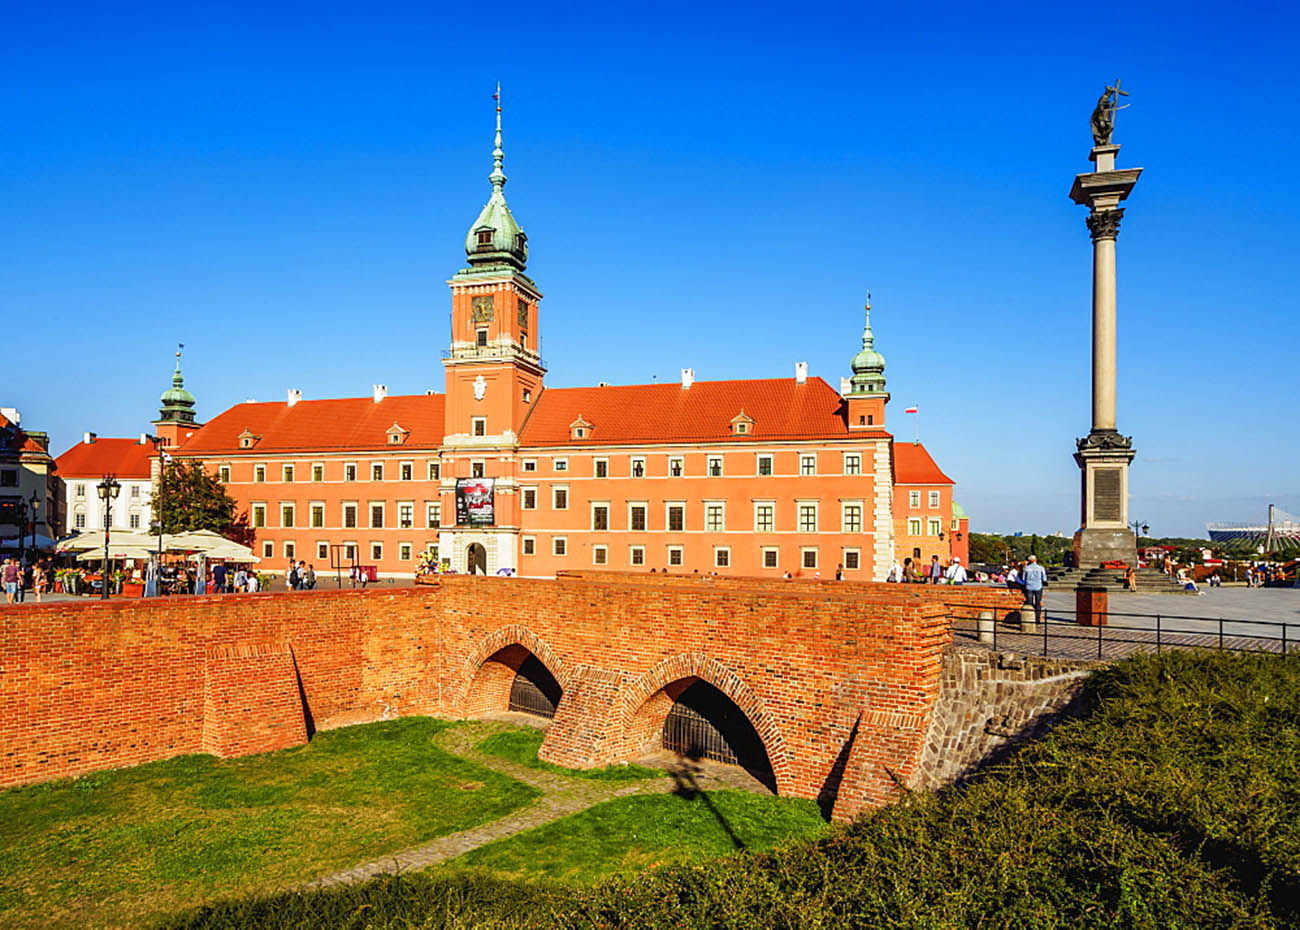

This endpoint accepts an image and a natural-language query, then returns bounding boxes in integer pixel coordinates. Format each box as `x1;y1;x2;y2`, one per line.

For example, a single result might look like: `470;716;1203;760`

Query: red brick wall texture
0;577;1020;821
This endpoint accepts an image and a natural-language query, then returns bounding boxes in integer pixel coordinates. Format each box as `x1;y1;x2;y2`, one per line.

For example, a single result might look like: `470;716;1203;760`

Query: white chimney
680;368;694;390
287;388;302;407
372;384;387;403
1;407;19;426
840;377;852;395
795;362;808;384
83;431;97;444
139;433;148;445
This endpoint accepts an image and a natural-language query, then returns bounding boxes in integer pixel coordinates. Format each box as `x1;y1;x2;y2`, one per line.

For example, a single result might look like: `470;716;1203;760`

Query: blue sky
3;1;1297;538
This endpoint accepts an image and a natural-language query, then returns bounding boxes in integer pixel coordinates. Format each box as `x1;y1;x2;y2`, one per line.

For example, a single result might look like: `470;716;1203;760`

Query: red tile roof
0;413;50;456
175;394;445;455
893;441;954;485
56;438;154;479
521;377;888;446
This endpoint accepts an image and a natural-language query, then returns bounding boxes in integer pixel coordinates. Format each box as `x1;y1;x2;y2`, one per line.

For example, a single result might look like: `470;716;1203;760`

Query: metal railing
948;603;1295;660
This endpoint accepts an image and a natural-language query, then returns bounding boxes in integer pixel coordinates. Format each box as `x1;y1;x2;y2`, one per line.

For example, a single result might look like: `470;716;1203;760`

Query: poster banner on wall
455;478;495;526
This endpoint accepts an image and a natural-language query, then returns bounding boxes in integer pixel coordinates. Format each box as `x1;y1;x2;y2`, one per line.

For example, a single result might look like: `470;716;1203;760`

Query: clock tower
440;87;545;574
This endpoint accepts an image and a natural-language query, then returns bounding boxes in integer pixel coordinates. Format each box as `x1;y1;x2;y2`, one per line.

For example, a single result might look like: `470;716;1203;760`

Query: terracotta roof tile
521;377;887;446
55;438;154;479
176;394;445;455
0;413;50;456
893;441;954;485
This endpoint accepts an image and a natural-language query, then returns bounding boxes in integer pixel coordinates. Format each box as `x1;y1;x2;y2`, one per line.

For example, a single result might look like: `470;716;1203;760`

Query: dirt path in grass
308;721;677;886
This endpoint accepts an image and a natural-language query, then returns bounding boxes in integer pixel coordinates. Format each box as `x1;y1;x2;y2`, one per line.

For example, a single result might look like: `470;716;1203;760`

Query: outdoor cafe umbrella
57;531;160;553
75;546;157;562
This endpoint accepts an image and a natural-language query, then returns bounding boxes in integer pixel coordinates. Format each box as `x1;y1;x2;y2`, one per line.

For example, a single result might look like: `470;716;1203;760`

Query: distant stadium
1207;505;1300;546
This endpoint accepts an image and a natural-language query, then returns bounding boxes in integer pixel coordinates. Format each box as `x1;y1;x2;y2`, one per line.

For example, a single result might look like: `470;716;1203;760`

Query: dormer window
515;232;527;253
238;429;260;449
729;411;756;436
386;423;409;446
476;228;493;248
568;415;593;442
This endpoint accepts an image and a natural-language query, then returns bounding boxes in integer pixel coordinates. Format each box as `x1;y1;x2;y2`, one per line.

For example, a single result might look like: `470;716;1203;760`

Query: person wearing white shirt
944;557;968;585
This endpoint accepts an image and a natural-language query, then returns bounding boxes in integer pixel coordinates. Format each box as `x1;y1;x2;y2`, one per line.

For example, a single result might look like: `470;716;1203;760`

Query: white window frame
667;545;684;567
668;456;684;477
705;501;725;532
909;490;921;508
801;547;819;570
251;502;267;528
841;501;863;533
426;501;441;528
344;462;357;482
471;417;487;437
762;546;779;569
343;501;359;529
262;541;274;558
628;501;648;532
312;463;325;482
398;501;415;529
666;501;686;533
929;518;942;536
428;461;441;480
217;467;230;484
908;518;922;536
592;545;608;566
754;501;775;533
282;464;295;483
591;501;611;531
370;541;384;561
522;459;537;473
714;547;731;568
310;502;325;528
316;541;329;559
471;460;486;478
521;536;536;556
629;545;646;566
521;487;538;510
553;536;568;556
843;548;861;571
284;540;296;559
400;461;414;481
843;453;861;476
630;456;646;478
929;490;941;508
371;462;385;482
399;542;413;561
553;457;568;473
553;486;569;510
707;456;723;477
343;542;357;561
254;464;266;483
800;454;817;476
756;454;773;476
798;501;818;533
369;501;385;529
593;457;609;478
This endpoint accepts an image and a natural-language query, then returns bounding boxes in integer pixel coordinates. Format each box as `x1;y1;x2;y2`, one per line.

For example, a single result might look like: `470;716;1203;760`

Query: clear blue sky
4;1;1297;538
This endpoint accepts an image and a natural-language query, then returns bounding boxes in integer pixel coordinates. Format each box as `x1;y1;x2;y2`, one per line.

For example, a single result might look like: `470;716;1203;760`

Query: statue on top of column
1090;79;1131;146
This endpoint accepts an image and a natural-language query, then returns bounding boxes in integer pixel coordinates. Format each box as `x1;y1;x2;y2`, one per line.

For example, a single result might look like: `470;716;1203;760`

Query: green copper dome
849;298;886;394
158;350;197;424
464;86;528;270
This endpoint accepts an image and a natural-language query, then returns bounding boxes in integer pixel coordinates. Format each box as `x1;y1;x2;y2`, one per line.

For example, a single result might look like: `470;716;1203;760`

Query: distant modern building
159;100;968;580
0;407;59;555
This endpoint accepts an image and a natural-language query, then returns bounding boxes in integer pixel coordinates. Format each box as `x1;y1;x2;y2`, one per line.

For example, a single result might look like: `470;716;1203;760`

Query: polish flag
904;406;919;414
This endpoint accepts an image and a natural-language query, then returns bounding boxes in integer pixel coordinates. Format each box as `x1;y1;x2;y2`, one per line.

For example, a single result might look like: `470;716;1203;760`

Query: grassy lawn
445;790;830;885
476;728;662;783
0;717;540;930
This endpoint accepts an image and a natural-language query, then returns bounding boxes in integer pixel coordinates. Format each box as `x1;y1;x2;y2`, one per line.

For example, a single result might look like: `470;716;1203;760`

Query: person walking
902;557;917;583
927;554;943;584
944;557;967;585
32;562;46;603
211;562;227;594
2;558;20;605
304;563;317;590
1022;554;1048;626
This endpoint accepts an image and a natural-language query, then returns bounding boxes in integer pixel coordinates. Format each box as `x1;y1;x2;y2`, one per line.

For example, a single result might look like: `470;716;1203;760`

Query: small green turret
849;296;886;394
464;83;528;271
157;346;197;425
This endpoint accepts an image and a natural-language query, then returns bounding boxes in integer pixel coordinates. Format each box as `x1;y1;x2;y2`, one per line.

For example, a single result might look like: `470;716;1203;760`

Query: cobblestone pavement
952;587;1299;661
307;720;760;887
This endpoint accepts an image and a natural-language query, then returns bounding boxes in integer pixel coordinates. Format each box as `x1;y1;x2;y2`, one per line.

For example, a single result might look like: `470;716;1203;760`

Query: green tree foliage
967;532;1073;566
154;460;254;546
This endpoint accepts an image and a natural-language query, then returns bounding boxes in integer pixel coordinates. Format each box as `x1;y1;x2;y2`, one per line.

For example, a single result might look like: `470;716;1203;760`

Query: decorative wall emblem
473;375;487;401
471;295;494;322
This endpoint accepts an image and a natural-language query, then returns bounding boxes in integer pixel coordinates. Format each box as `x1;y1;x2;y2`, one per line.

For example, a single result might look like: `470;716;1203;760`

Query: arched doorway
508;654;562;719
466;543;487;575
661;679;776;791
465;644;564;720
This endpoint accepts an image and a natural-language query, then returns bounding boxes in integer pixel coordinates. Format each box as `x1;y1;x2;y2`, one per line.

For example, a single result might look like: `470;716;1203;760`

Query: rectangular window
311;504;325;528
667;504;685;532
476;328;488;347
594;458;609;478
2;470;19;488
400;462;413;481
344;463;357;482
399;543;413;561
398;502;414;529
799;503;818;532
343;503;358;529
522;488;537;510
629;504;647;531
130;484;140;498
317;542;329;559
312;464;324;482
592;503;610;531
668;457;684;477
802;548;819;570
755;503;775;532
282;464;294;482
844;454;861;475
630;545;645;566
553;537;567;556
217;467;231;483
428;462;441;480
522;536;536;556
844;549;861;570
706;503;724;532
757;454;773;476
371;542;383;561
668;545;683;566
371;504;385;528
263;541;274;558
908;518;922;536
344;542;356;561
75;483;86;498
74;513;86;529
471;461;485;478
254;465;266;482
762;547;779;569
285;541;296;559
522;459;537;473
929;491;941;508
553;487;568;510
800;454;817;475
372;463;384;481
426;501;441;527
281;503;295;528
843;503;862;533
129;513;141;529
252;503;267;528
593;545;608;566
715;548;730;568
553;458;568;472
630;457;646;478
472;417;486;437
929;518;942;536
909;490;921;508
707;457;722;477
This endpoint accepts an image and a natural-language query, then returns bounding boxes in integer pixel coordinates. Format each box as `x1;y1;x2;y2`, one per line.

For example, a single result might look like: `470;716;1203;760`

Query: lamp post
27;490;40;557
97;476;121;599
144;434;166;594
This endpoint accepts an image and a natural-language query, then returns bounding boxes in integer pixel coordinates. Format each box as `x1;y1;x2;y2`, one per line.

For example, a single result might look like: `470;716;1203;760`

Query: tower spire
490;82;506;192
464;83;527;269
849;291;886;394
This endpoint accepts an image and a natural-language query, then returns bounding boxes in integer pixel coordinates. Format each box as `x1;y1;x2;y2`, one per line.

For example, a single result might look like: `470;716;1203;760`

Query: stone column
1069;144;1142;569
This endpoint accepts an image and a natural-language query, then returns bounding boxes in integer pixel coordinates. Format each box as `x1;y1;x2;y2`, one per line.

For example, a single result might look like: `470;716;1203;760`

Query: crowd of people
3;556;50;604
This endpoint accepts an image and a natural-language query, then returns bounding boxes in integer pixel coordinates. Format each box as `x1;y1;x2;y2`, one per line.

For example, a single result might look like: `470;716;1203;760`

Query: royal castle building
165;101;965;580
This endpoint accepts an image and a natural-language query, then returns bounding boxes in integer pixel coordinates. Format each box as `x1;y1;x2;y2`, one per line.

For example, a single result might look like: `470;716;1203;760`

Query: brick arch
458;625;571;717
622;653;792;792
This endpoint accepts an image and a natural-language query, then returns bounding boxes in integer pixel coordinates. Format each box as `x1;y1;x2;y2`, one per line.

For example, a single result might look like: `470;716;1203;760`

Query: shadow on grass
666;752;745;850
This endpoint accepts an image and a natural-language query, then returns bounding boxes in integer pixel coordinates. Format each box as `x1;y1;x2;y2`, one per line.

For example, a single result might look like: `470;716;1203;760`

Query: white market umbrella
76;546;156;562
58;531;161;553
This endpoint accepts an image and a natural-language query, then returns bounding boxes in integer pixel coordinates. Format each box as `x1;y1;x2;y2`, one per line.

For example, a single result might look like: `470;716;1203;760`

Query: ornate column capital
1086;207;1125;242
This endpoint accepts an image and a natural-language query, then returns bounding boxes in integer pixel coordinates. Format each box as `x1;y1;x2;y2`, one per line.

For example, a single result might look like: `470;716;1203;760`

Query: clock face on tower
517;298;528;328
471;295;494;323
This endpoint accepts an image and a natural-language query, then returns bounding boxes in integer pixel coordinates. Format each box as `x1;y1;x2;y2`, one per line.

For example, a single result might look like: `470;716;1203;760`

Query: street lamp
97;476;121;600
27;490;40;557
143;434;166;594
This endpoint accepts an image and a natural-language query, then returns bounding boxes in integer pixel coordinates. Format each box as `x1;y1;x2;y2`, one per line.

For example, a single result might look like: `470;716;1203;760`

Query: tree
154;460;254;547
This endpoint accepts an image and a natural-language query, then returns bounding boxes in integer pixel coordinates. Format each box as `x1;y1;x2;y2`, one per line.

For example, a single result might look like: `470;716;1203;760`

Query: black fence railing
949;604;1295;660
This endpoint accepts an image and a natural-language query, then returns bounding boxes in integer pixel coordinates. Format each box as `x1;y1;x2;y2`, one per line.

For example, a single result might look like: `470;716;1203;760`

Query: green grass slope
162;650;1300;929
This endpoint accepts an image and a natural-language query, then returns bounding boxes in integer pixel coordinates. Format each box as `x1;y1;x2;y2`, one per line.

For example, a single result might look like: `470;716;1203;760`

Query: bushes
163;651;1300;930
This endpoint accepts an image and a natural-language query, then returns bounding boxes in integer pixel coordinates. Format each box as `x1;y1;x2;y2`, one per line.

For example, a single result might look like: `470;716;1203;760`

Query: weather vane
1090;79;1131;146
